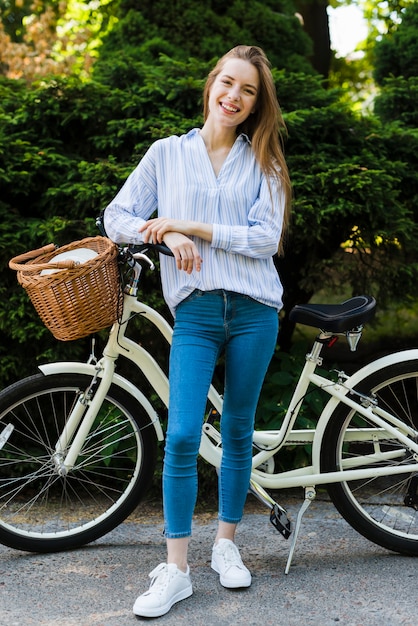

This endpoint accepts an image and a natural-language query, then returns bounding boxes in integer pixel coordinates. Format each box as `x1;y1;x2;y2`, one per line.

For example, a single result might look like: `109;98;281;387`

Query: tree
291;0;413;80
325;0;415;95
274;70;418;346
373;0;418;84
0;0;117;80
1;0;418;390
94;0;314;81
370;2;418;321
294;0;331;76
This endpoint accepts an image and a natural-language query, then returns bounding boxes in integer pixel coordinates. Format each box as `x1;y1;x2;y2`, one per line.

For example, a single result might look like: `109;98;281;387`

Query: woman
104;44;291;618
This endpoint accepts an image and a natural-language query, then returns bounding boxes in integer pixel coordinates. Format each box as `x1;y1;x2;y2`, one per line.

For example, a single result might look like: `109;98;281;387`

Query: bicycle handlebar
96;212;174;258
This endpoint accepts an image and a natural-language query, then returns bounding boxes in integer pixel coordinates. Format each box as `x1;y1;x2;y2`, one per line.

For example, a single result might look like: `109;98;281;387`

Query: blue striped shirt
104;128;285;316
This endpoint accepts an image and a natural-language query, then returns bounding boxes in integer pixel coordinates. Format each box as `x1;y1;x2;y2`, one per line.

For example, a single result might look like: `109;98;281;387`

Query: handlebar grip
152;243;174;256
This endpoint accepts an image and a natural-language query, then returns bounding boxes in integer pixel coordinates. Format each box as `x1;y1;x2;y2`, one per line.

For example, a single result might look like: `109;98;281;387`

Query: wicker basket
9;236;122;341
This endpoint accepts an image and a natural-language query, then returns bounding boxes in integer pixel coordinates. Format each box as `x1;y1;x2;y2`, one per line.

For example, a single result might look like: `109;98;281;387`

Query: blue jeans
163;289;278;538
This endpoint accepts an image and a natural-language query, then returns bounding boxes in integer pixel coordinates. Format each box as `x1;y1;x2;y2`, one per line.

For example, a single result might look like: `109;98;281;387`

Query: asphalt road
0;495;416;626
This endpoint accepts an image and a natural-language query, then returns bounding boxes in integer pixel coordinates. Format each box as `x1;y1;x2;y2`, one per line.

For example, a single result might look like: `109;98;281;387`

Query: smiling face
206;58;259;131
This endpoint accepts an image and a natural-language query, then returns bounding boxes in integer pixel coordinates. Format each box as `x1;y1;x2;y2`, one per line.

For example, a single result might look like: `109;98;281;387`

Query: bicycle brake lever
131;252;155;270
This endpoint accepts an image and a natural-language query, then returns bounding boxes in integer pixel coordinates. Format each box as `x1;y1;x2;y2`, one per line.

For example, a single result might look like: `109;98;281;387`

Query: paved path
0;497;416;626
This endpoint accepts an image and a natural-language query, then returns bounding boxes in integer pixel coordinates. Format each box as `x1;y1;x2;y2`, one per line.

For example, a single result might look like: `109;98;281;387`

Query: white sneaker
211;539;251;588
132;563;193;618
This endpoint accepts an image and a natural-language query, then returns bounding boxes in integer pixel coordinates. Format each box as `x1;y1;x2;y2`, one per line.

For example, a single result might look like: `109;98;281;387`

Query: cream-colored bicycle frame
38;250;418;569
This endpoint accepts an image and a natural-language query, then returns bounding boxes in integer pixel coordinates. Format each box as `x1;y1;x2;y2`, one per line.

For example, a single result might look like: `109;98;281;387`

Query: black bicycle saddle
289;295;376;333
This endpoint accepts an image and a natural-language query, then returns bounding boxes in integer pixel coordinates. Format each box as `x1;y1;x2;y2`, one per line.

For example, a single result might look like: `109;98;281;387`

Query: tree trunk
295;0;331;78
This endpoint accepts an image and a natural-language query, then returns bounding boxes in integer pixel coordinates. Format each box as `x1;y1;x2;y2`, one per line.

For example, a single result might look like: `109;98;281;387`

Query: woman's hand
143;229;202;274
138;217;211;273
139;217;213;244
162;232;202;274
139;217;187;244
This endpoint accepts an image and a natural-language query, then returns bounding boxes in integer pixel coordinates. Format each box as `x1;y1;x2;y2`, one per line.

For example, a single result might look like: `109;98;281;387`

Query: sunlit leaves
0;0;118;81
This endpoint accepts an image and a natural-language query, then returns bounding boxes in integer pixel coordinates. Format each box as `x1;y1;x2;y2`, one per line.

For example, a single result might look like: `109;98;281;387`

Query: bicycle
1;237;418;575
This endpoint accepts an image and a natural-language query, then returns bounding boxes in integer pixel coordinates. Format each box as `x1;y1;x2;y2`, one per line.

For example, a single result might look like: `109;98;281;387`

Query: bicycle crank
248;480;292;539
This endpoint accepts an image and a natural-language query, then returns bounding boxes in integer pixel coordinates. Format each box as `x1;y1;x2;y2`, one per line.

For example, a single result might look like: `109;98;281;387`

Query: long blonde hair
203;45;291;254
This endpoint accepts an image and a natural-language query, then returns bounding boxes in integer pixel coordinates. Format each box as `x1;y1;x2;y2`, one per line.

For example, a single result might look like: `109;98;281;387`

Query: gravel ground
0;495;416;626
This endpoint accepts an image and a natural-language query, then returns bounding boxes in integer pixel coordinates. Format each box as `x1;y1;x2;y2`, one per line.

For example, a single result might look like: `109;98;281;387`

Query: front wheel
321;360;418;555
0;373;158;552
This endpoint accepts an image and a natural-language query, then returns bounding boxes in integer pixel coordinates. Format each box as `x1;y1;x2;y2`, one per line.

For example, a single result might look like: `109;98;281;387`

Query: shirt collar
188;128;251;144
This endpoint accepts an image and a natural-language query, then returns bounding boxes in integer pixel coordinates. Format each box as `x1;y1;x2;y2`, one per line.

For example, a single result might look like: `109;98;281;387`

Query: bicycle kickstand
284;486;316;575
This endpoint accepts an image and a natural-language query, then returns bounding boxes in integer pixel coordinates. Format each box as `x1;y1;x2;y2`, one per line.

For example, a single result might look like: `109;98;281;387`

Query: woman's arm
138;175;285;261
139;218;213;244
139;219;206;274
104;145;158;244
161;231;203;274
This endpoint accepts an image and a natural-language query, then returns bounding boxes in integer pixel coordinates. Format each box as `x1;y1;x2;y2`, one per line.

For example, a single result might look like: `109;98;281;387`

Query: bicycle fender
38;362;164;441
312;348;418;471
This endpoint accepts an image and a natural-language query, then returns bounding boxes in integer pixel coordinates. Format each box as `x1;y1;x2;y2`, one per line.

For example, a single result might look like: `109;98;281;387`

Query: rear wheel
321;360;418;555
0;373;158;552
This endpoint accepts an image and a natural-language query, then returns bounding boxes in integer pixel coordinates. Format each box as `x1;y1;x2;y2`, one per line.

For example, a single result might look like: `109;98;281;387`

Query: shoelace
146;564;172;594
217;543;244;570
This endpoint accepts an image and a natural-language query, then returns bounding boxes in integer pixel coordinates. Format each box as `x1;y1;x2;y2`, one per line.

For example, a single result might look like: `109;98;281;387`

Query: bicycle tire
321;359;418;555
0;372;158;552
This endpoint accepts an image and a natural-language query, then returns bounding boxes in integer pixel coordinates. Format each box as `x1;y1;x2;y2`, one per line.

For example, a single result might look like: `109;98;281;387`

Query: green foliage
54;0;118;71
255;341;334;471
275;81;418;328
374;76;418;128
373;1;418;85
2;36;418;388
95;0;313;78
328;1;416;105
256;342;325;429
0;0;40;41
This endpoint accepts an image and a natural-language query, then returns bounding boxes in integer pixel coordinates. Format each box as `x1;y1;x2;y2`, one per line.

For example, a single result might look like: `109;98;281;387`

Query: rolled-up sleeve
211;176;285;258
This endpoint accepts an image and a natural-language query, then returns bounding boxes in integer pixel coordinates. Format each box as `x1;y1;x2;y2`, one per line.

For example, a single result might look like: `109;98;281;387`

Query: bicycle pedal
270;503;292;539
404;475;418;511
